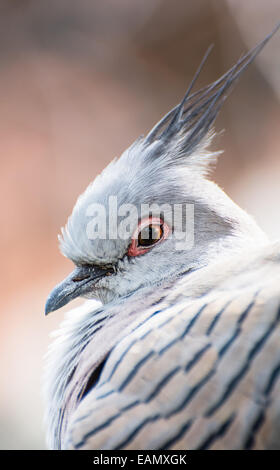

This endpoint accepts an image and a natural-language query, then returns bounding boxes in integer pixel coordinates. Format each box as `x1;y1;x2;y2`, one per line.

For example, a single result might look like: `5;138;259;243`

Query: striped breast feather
63;246;280;450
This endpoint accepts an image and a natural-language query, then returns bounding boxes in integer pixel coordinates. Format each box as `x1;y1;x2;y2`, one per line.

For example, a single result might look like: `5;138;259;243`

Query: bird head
45;28;279;315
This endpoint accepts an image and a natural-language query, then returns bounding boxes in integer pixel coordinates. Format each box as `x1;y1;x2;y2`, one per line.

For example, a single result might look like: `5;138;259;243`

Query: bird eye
138;224;163;247
128;217;170;257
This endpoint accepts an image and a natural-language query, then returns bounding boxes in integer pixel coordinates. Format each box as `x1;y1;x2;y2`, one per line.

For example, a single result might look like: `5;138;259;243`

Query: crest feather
145;24;279;163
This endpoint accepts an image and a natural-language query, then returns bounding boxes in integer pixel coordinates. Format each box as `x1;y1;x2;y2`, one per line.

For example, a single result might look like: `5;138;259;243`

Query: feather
145;23;280;158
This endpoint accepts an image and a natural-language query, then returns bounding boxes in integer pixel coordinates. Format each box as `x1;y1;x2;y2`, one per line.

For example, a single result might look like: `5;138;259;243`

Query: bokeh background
0;0;279;449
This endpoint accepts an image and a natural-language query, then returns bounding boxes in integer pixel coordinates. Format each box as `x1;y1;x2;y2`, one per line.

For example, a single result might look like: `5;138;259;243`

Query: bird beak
45;265;110;315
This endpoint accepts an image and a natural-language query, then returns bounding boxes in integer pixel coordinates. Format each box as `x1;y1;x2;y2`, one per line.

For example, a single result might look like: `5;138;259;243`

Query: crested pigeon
44;26;280;450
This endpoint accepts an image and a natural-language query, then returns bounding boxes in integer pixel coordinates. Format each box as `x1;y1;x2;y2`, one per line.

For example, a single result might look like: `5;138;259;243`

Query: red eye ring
128;217;170;257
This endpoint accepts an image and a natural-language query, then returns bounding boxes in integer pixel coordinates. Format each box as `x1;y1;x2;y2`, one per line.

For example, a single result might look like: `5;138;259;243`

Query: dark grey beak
45;265;110;315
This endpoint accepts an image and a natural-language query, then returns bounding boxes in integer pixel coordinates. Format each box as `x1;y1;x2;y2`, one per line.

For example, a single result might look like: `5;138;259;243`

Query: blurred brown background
0;0;279;449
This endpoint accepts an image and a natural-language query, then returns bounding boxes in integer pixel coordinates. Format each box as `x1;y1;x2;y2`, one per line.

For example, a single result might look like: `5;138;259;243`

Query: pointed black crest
145;24;279;156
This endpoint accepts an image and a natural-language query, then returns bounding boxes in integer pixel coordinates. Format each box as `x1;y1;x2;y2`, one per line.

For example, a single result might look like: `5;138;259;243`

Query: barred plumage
58;243;280;450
